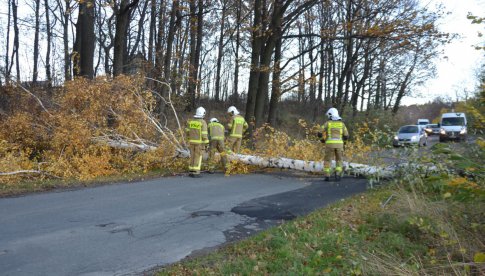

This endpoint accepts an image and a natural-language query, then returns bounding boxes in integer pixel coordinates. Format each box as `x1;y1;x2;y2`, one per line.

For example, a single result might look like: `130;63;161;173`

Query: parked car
424;123;440;135
439;112;467;142
393;125;428;147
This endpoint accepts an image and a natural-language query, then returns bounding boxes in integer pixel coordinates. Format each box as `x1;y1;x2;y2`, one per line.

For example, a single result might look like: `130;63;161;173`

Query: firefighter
319;107;349;181
207;118;227;172
185;107;209;177
226;106;248;154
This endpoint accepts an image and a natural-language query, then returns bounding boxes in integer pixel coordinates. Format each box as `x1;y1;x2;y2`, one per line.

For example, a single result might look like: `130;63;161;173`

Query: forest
0;0;479;186
1;0;449;120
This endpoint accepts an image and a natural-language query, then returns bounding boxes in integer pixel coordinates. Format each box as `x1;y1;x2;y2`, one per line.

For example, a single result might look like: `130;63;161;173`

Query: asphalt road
0;173;367;276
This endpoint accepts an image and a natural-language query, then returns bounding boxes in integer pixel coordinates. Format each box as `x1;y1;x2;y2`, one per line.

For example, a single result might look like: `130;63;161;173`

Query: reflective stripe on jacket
186;118;209;144
208;122;225;141
228;115;248;138
324;121;345;144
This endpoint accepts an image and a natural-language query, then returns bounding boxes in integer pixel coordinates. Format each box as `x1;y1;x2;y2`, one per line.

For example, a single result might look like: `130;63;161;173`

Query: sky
402;0;485;105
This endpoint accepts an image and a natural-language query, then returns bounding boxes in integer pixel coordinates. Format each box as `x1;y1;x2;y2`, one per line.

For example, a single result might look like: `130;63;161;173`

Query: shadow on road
225;175;368;242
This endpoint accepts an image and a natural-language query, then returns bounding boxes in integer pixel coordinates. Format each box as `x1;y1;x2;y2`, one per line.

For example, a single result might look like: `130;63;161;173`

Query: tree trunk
186;0;203;111
113;0;140;76
155;0;166;72
147;0;157;64
162;0;179;92
5;0;11;83
267;36;282;126
351;45;371;117
73;0;95;79
44;0;52;86
174;21;189;95
297;24;305;103
314;42;325;122
245;0;264;130
392;53;418;114
232;0;242;104
12;0;20;82
194;0;204;99
129;1;149;58
32;0;41;84
214;0;227;102
63;0;72;81
254;0;283;128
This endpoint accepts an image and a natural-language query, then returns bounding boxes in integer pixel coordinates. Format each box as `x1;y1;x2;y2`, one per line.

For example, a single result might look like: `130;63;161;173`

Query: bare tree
113;0;140;76
214;0;228;102
44;0;53;85
186;0;205;111
11;0;21;82
5;0;11;83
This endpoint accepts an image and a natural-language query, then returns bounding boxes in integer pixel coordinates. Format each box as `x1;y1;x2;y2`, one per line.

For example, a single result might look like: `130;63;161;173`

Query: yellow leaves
252;123;325;161
474;252;485;263
225;160;251;176
446;177;479;191
448;177;467;186
0;76;186;185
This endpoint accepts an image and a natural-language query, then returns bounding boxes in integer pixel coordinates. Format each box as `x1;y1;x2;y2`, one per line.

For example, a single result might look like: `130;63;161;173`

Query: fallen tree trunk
172;147;431;179
228;153;398;179
233;153;438;180
96;136;436;180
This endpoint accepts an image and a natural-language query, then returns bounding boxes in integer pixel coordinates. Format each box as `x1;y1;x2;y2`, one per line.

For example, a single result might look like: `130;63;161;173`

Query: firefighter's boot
335;173;341;182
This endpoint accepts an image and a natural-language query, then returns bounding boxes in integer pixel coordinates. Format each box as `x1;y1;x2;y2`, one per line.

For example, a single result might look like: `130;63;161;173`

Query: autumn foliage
0;76;185;185
0;76;382;187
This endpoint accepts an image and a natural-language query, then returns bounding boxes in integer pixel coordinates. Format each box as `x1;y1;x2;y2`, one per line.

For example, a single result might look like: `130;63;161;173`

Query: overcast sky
402;0;485;105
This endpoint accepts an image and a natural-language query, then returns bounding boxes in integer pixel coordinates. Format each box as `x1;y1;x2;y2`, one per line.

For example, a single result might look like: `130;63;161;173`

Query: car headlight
394;135;398;140
460;129;467;134
440;128;446;135
411;135;417;141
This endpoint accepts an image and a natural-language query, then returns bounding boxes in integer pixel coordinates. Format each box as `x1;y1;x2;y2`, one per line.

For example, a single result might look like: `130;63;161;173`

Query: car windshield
442;117;465;126
427;124;438;128
399;126;419;133
418;122;428;125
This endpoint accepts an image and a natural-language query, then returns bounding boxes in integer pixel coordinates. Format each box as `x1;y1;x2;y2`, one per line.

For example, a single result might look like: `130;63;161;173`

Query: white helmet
326;107;341;120
227;106;239;115
210;118;219;123
194;107;206;118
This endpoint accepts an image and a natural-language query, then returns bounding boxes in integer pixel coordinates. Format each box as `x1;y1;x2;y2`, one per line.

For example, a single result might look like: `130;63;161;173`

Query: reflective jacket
208;122;225;141
186;118;209;144
322;120;349;148
227;115;248;138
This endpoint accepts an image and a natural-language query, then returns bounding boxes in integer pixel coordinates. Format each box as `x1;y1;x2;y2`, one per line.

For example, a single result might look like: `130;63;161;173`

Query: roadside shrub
0;76;185;187
362;138;485;275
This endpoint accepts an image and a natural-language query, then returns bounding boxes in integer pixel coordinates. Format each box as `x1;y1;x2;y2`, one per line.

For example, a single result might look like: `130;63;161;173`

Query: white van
417;119;430;126
439;113;467;142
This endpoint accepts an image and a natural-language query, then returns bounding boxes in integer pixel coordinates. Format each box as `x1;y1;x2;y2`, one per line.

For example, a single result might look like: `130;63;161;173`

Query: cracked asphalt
0;172;366;275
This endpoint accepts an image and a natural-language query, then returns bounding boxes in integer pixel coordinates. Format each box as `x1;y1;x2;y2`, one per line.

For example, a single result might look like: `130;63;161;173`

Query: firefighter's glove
343;135;349;141
320;139;325;144
317;132;323;139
